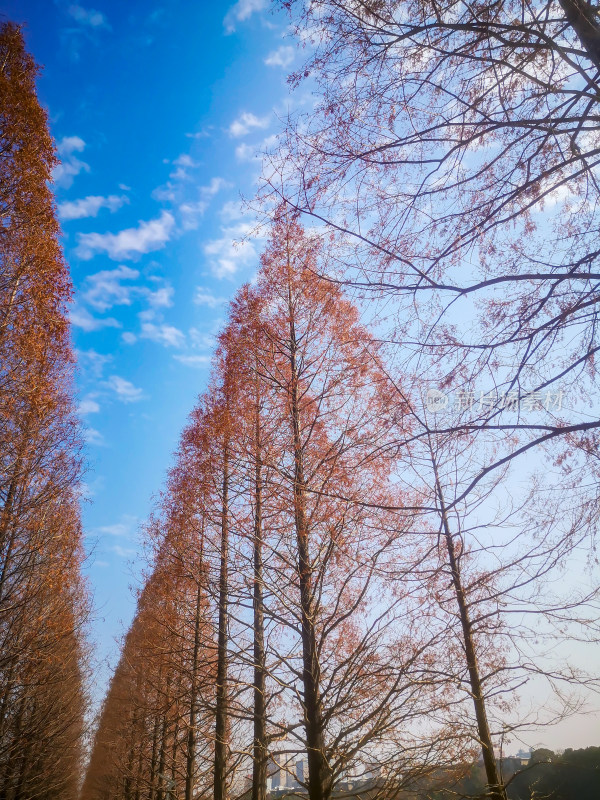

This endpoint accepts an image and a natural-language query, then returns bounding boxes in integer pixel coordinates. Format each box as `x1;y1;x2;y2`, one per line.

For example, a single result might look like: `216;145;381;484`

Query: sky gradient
2;0;598;753
3;0;298;694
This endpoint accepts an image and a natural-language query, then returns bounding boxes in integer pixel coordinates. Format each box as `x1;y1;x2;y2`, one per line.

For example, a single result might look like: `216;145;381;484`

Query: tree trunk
287;272;332;800
431;453;507;800
185;581;203;800
214;440;230;800
252;399;267;800
558;0;600;74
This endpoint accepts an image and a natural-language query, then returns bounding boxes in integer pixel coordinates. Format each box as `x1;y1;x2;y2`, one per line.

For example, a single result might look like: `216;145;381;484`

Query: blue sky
3;0;300;691
3;1;598;751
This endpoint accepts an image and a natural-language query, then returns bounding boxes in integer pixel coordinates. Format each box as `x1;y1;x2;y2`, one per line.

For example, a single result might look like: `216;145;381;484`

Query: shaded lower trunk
432;457;507;800
214;441;230;800
287;275;332;800
252;414;267;800
185;582;204;800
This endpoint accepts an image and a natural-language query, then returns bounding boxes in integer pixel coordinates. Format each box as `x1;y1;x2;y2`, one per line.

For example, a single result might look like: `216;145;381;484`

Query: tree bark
559;0;600;74
185;582;203;800
214;440;230;800
431;451;507;800
287;267;333;800
252;398;267;800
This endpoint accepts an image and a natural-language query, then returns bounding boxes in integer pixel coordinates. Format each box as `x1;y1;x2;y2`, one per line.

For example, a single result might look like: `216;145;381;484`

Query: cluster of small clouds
92;514;140;563
76;210;176;260
59;193;128;221
58;3;111;62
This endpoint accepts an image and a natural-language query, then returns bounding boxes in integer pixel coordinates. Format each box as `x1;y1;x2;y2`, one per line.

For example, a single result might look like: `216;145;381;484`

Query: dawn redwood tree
243;211;462;800
0;21;88;800
217;289;273;800
380;380;600;800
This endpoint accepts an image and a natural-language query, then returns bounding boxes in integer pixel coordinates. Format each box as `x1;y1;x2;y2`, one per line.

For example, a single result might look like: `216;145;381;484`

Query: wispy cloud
265;45;295;68
78;396;100;415
77;349;112;378
168;152;200;181
58;194;128;221
76;211;175;260
174;354;212;368
105;375;145;403
70;305;121;332
140;322;185;348
97;514;138;538
112;544;137;558
84;426;105;446
83;265;140;312
235;133;277;162
224;0;267;33
202;177;232;196
53;135;90;188
194;287;227;308
146;285;174;308
204;223;259;278
229;111;270;138
67;4;110;28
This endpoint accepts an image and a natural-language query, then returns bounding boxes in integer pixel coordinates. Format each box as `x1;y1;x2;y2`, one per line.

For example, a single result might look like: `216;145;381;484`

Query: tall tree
0;21;88;800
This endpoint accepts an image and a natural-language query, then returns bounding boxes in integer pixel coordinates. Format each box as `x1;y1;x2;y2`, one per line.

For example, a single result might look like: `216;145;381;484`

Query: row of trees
0;23;89;800
83;214;597;800
86;1;600;798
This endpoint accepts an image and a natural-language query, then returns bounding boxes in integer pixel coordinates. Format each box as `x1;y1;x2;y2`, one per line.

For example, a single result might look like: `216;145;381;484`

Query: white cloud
70;305;121;332
140;322;185;348
224;0;267;32
204;223;259;278
67;4;110;28
78;397;100;415
229;111;270;138
122;332;137;345
194;287;227;308
106;375;145;403
112;544;137;558
220;199;246;221
84;427;105;446
146;285;174;308
77;349;112;377
174;154;198;168
179;200;208;229
83;265;139;311
174;354;212;368
235;142;258;162
189;328;216;350
76;211;175;260
58;136;86;155
265;45;295;68
202;177;231;196
53;136;90;188
186;128;213;139
180;177;232;230
97;515;138;538
58;194;128;221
